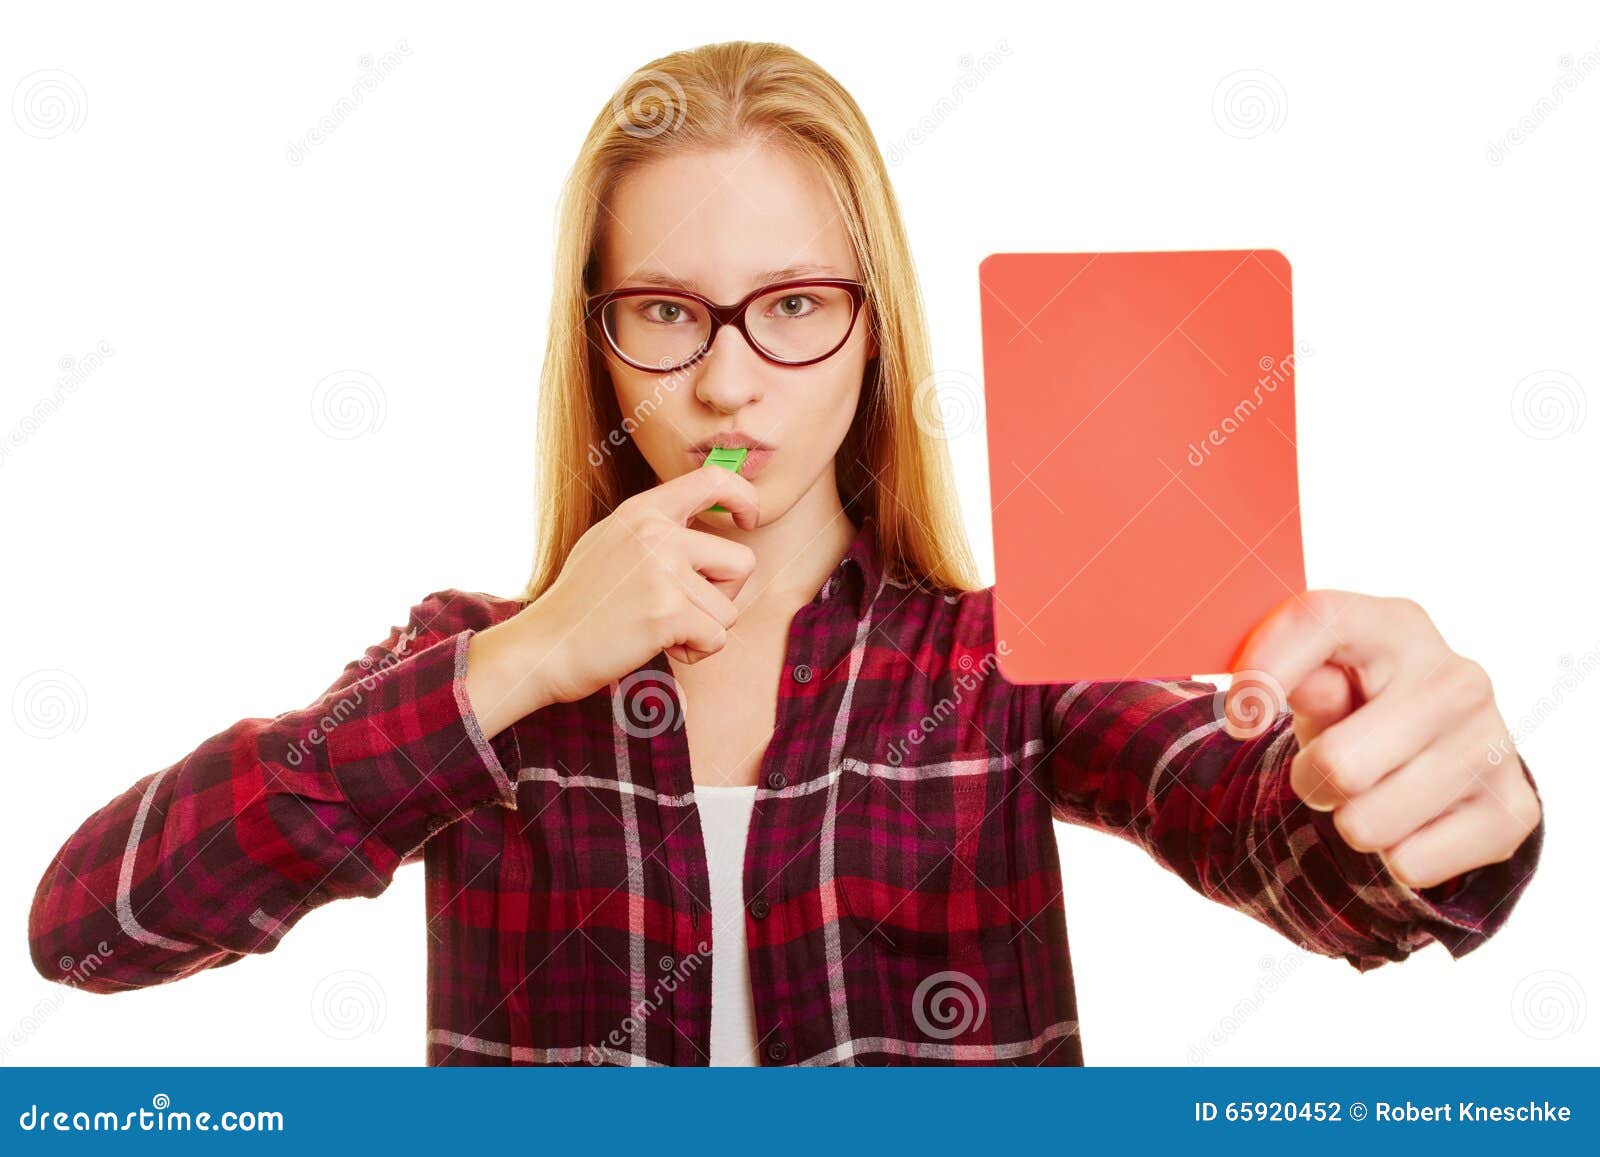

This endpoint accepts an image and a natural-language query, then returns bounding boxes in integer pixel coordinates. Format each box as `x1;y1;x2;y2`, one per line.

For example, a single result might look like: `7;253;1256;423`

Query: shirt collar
813;513;883;618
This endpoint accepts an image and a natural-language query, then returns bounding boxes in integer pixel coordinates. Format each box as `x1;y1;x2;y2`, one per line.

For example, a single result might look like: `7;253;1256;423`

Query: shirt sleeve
27;590;520;993
1033;677;1545;972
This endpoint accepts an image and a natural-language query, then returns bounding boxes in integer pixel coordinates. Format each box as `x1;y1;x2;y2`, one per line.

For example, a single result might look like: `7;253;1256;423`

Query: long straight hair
522;40;980;601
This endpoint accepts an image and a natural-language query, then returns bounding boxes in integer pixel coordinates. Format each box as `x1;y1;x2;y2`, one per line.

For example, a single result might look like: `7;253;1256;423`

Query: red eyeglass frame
584;277;870;372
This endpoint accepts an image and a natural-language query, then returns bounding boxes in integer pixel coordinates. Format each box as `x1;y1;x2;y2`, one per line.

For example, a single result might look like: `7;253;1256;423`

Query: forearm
29;599;518;992
1193;718;1544;969
1039;677;1543;970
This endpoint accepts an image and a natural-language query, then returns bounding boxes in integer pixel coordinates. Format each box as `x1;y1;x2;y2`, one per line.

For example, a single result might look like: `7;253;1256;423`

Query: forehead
598;138;858;299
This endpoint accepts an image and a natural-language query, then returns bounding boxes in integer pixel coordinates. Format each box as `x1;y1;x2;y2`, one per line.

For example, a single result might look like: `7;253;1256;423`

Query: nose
692;322;765;413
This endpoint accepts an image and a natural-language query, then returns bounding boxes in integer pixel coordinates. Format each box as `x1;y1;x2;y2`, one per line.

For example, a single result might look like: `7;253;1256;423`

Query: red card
978;250;1305;683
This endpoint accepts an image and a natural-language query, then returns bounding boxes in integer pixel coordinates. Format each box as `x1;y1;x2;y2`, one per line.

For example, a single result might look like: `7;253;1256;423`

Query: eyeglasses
586;278;868;372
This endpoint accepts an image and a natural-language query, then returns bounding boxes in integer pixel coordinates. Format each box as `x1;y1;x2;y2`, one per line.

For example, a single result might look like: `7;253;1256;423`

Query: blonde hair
522;40;980;602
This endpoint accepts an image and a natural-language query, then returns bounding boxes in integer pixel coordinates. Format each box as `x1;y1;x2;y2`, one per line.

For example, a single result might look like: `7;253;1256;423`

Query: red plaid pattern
28;515;1544;1064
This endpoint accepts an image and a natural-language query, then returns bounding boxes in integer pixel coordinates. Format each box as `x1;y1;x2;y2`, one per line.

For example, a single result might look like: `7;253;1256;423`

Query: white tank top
694;783;760;1066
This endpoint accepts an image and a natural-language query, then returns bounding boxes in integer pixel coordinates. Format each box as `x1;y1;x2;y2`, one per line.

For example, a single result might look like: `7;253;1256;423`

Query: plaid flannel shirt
29;515;1544;1064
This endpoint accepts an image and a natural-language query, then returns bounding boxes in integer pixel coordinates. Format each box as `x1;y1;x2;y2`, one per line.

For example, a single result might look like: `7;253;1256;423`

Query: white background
2;0;1593;1066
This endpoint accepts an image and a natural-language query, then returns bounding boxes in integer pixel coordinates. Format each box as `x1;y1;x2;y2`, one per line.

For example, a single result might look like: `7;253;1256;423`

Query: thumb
1285;662;1358;749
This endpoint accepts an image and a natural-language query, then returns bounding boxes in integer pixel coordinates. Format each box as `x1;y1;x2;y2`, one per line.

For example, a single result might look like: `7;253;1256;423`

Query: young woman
29;41;1544;1067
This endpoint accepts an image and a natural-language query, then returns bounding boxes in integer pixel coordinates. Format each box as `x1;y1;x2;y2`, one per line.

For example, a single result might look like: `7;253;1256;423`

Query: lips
692;445;774;479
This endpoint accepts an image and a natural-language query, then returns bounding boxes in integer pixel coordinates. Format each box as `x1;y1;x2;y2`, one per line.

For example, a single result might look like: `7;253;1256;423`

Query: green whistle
703;445;748;513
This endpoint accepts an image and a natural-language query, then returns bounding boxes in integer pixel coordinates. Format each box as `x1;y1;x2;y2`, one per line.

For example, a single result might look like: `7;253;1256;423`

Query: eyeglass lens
602;284;855;367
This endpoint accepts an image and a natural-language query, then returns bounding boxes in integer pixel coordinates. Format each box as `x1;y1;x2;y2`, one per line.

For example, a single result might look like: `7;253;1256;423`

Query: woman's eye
639;300;695;324
770;294;818;318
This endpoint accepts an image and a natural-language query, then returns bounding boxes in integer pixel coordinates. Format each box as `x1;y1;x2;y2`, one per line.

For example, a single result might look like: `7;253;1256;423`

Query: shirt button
765;770;787;790
749;896;770;920
767;1040;788;1062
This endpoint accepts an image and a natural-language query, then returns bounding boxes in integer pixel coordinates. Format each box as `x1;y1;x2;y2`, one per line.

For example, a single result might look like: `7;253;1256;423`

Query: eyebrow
624;263;846;293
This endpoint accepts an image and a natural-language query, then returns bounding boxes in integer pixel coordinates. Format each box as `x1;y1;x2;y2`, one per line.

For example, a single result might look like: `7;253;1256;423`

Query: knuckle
1509;788;1543;841
1384;851;1423;889
1332;805;1382;853
635;515;672;547
1451;656;1493;705
1487;829;1522;865
644;578;681;624
1283;593;1324;636
618;510;656;548
1311;738;1363;796
614;492;647;522
1388;595;1424;619
1299;588;1343;622
1390;595;1436;633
